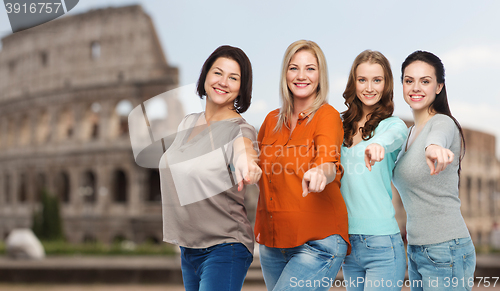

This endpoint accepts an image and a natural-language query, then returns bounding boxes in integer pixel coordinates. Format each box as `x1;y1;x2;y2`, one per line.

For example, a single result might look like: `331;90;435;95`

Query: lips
213;87;228;94
363;94;377;99
294;83;309;88
409;94;424;101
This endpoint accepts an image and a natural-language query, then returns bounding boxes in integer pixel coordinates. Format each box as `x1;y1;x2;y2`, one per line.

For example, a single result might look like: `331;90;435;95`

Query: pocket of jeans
305;235;344;259
364;235;393;250
424;245;453;267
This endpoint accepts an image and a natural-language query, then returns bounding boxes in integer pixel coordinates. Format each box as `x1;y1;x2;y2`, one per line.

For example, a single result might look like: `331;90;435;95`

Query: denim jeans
342;234;406;291
259;234;348;291
407;237;476;291
180;243;253;291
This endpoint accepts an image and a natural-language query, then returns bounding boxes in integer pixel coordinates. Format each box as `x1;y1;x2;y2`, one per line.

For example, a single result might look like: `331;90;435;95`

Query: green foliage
32;189;64;241
39;240;176;256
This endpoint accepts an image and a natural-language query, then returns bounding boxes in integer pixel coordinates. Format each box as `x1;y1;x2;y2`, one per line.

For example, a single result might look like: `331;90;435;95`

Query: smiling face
286;50;319;102
355;62;385;113
204;57;241;109
402;60;444;113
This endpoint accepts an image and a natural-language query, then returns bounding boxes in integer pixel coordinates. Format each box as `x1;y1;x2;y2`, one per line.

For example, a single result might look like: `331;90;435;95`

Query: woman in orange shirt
254;40;349;291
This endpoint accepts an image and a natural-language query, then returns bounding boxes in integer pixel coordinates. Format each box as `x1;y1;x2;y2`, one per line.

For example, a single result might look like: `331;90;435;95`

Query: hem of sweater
163;237;254;255
407;234;471;246
348;217;400;235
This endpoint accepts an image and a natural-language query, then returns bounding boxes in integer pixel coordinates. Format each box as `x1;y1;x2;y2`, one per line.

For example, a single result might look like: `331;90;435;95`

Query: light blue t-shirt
340;116;408;235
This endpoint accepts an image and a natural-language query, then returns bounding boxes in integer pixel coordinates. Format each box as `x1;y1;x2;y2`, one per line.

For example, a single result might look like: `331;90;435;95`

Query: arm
364;118;408;170
424;115;458;175
233;136;261;191
302;109;344;197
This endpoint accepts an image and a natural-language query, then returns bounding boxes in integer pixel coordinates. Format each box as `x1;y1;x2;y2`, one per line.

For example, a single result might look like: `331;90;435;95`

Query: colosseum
0;4;499;248
0;5;184;244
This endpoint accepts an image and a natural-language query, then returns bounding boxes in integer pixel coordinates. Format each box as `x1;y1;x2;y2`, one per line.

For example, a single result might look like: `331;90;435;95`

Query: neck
293;95;315;116
412;108;434;128
205;101;238;123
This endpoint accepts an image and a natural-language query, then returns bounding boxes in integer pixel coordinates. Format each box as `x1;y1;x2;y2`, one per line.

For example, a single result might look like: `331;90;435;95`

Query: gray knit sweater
393;114;470;245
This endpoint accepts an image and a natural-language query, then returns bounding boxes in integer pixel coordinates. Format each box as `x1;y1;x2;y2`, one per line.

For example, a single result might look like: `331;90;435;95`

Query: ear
436;83;444;95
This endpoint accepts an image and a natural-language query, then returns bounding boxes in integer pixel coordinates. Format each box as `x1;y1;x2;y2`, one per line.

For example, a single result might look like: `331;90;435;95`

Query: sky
1;0;500;156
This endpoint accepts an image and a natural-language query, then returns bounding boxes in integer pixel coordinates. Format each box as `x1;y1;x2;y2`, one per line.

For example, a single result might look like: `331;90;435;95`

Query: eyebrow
404;75;433;79
288;63;317;67
357;75;384;78
214;66;240;77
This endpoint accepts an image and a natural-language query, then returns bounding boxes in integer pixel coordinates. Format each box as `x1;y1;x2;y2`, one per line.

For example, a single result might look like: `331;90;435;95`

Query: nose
411;82;421;92
366;81;373;92
297;69;306;80
218;76;228;87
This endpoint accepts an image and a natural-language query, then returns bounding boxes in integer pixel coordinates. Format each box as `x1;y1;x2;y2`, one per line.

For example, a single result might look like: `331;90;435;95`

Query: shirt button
270;197;273;201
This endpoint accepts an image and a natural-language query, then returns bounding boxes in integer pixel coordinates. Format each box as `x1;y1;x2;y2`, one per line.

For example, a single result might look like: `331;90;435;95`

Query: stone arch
35;173;47;203
7;117;16;147
81;171;97;204
36;109;50;144
18;173;28;202
19;114;30;146
82;102;101;141
110;99;133;138
57;107;74;141
147;169;161;202
111;169;127;203
4;173;10;204
55;171;70;203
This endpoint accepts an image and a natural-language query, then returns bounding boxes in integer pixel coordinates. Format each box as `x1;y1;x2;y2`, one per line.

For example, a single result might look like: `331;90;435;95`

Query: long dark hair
401;50;466;175
342;50;394;147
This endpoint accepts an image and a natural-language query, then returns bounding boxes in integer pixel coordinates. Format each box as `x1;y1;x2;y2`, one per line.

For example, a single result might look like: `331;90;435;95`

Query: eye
358;78;365;83
230;76;239;81
405;79;412;84
307;67;316;71
289;67;298;71
215;71;222;76
374;78;382;83
422;80;429;84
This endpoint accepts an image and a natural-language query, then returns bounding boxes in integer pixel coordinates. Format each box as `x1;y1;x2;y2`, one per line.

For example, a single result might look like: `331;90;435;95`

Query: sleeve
368;117;409;154
312;109;344;178
239;122;259;153
425;115;457;150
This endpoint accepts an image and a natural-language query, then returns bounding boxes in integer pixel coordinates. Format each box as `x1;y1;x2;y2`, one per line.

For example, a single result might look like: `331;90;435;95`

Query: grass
0;240;177;256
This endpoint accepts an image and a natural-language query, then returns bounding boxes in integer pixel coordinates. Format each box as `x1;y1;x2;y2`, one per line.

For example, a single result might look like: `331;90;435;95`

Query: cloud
441;45;500;72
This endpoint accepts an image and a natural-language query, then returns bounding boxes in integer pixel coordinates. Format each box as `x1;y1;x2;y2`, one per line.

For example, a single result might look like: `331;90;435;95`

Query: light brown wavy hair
274;40;329;132
341;50;394;147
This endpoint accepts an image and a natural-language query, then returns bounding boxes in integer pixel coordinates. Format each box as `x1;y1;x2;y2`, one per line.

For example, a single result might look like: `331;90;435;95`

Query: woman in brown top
159;45;261;291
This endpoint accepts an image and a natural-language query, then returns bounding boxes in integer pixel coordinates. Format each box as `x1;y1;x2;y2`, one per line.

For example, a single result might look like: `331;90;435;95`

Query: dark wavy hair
401;50;466;175
196;45;253;113
341;50;394;147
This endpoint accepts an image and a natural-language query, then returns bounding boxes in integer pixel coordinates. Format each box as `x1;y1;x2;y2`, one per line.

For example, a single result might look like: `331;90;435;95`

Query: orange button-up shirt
254;104;350;252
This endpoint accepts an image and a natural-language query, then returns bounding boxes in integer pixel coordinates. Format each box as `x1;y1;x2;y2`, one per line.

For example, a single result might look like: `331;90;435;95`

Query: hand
364;143;385;171
301;167;327;197
234;156;262;191
425;144;454;175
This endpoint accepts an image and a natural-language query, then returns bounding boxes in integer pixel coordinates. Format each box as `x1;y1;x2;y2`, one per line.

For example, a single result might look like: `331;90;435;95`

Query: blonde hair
274;40;329;132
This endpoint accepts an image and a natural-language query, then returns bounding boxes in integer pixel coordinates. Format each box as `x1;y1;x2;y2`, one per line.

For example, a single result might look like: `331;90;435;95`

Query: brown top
160;112;258;254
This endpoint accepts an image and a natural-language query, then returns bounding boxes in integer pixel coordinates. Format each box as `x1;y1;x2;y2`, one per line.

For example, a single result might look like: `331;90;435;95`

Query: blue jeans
407;237;476;291
180;243;253;291
259;234;348;291
342;234;406;291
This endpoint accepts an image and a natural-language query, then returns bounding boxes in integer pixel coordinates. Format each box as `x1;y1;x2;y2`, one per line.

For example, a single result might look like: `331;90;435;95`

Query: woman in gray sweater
393;51;475;291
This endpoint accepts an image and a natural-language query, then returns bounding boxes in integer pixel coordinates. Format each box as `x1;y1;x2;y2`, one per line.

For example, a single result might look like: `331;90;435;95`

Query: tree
32;189;64;241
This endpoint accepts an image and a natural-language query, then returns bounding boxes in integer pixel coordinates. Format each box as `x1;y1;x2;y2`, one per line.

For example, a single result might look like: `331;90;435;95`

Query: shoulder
429;114;456;129
262;108;280;126
317;103;340;116
378;116;408;128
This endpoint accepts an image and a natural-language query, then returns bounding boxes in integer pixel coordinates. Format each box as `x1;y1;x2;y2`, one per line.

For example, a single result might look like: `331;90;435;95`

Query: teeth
295;83;308;88
365;94;375;98
215;88;227;94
